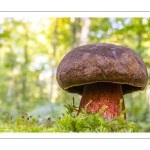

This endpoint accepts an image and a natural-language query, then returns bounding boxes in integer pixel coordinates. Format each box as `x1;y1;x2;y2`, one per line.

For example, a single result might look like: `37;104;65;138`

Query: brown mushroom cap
56;43;148;95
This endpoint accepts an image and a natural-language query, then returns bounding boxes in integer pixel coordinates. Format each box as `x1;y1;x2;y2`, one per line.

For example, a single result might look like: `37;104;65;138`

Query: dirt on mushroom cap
56;43;148;95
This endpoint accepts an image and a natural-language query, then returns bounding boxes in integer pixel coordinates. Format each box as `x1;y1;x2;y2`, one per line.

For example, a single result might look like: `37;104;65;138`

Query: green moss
50;99;141;132
0;99;142;132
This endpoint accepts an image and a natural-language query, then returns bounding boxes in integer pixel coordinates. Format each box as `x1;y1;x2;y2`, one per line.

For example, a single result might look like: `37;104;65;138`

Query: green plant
49;99;142;132
0;99;142;132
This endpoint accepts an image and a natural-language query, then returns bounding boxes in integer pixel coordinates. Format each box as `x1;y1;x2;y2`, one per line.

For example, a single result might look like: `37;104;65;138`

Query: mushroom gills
78;82;126;120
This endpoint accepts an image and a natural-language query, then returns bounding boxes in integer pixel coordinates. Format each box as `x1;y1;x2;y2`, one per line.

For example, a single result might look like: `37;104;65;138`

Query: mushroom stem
78;82;126;120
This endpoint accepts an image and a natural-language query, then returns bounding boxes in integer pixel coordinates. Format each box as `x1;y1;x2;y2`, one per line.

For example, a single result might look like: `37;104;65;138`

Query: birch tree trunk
79;18;91;45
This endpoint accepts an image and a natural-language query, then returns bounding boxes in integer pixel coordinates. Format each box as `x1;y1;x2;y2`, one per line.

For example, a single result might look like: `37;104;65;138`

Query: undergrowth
0;99;142;132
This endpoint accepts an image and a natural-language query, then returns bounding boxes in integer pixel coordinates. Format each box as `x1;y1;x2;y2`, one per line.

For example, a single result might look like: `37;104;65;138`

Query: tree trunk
79;18;91;45
22;21;29;102
49;18;58;107
70;18;82;48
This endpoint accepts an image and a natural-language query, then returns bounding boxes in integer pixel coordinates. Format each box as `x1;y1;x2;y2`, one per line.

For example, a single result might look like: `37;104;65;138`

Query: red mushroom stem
78;82;126;120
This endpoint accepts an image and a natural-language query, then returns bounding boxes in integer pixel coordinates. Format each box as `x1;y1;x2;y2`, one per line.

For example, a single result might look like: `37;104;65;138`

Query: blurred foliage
0;17;150;131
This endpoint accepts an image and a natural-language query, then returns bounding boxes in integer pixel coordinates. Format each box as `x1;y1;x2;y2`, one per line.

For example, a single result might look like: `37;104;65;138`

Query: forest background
0;17;150;131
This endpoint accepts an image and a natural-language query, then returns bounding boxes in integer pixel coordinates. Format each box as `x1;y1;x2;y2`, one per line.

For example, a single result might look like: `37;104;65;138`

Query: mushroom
56;43;148;120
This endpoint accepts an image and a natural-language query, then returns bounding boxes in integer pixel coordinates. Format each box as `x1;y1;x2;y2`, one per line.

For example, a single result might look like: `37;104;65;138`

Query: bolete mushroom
56;43;148;120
